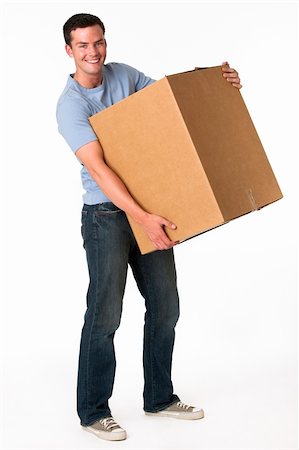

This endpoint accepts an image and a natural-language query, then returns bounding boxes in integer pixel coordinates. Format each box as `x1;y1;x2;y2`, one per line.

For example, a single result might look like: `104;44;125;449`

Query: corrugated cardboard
89;66;283;254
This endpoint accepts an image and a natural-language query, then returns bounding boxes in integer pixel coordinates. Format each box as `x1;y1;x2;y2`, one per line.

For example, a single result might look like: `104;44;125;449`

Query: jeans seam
84;236;99;418
134;260;157;409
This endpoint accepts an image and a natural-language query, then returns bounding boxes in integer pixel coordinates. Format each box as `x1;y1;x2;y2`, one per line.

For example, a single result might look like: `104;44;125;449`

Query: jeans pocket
94;202;122;216
81;210;88;242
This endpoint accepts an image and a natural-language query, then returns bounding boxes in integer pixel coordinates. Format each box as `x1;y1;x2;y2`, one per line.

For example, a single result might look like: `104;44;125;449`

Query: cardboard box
89;66;283;254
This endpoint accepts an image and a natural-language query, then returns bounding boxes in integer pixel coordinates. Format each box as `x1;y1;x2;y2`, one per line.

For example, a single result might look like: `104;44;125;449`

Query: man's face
65;24;107;78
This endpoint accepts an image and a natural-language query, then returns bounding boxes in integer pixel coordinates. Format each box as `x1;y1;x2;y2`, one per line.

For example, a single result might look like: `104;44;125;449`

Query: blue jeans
77;202;180;426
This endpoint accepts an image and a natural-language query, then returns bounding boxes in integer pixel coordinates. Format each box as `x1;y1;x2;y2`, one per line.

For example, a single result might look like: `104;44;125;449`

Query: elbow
88;166;102;181
85;163;107;184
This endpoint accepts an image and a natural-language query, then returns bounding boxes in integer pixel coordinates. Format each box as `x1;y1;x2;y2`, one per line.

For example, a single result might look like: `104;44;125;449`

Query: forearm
88;162;148;224
76;140;177;250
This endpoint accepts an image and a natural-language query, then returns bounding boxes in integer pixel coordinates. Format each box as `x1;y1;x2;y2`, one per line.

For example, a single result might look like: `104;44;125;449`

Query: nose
87;44;99;57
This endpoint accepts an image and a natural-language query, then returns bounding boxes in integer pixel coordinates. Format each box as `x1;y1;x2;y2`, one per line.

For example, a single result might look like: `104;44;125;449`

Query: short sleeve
134;68;156;91
56;97;98;153
118;63;156;92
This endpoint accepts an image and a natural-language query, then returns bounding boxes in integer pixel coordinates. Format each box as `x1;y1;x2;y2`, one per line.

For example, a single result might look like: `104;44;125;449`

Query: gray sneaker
145;401;204;420
82;416;127;441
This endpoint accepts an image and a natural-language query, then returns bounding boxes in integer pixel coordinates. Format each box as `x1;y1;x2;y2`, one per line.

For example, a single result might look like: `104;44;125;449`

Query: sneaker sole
82;425;127;441
145;409;205;420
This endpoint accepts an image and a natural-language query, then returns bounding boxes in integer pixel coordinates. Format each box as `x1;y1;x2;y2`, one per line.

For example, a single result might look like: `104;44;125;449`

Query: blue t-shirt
56;62;155;204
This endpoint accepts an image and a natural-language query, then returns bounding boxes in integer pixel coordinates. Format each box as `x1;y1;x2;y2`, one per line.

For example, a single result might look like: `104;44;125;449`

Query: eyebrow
76;39;104;46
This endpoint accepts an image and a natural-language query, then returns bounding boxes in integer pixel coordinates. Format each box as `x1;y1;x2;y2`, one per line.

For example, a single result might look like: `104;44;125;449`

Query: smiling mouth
86;58;100;64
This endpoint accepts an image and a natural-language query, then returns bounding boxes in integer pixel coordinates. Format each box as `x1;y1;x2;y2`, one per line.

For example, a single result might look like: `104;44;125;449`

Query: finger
159;229;178;248
161;219;177;230
232;83;242;89
162;241;180;250
221;61;229;66
223;73;240;80
225;76;241;83
158;238;174;250
160;234;175;249
222;69;238;76
151;230;172;249
153;240;163;251
161;242;176;250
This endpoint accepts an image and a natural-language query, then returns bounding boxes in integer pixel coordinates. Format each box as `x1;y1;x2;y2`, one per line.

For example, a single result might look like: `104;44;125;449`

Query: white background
1;1;298;449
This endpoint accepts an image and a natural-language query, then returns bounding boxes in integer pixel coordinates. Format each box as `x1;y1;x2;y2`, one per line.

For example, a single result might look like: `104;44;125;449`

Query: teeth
86;59;100;63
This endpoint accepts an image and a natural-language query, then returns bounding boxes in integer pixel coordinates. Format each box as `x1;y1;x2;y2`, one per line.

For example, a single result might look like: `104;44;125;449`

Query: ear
65;44;73;58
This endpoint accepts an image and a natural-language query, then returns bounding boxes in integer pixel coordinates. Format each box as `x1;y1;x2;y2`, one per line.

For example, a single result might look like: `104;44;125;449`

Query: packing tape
247;188;258;211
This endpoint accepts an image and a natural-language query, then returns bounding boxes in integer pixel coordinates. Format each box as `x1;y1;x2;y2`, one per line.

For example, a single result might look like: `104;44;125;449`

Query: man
56;13;242;442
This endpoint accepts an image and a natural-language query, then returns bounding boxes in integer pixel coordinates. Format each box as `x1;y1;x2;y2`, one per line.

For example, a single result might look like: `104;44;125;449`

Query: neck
74;71;103;89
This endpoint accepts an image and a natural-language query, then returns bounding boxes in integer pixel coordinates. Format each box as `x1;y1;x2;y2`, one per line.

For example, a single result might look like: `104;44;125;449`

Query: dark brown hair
63;13;105;46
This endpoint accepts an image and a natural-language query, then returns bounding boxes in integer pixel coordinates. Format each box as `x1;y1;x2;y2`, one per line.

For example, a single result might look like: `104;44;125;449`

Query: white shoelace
99;417;121;431
177;401;193;410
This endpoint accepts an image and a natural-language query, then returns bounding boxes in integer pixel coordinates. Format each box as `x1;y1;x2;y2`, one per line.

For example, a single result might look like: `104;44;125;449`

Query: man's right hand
76;140;178;251
140;212;178;251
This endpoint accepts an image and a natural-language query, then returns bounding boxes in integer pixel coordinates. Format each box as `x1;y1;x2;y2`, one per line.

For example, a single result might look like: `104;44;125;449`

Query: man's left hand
221;62;242;89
